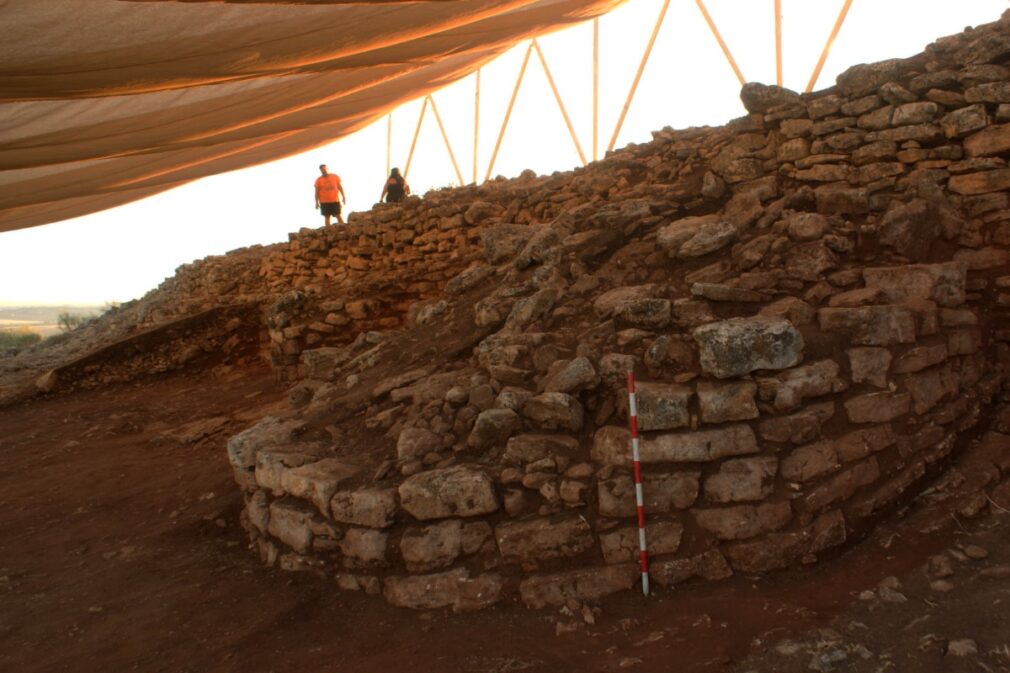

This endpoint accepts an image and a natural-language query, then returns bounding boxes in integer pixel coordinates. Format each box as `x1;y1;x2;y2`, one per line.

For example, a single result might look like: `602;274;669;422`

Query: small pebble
930;579;954;593
946;638;978;657
963;544;989;560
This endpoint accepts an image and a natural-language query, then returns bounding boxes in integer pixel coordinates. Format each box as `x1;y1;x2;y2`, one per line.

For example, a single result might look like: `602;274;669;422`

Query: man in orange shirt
314;164;346;226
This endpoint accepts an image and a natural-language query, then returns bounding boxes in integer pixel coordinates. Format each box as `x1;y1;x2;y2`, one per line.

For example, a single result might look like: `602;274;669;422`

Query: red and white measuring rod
626;370;649;597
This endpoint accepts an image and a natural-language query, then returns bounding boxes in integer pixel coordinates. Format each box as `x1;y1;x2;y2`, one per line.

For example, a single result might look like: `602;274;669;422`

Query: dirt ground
1;362;1008;673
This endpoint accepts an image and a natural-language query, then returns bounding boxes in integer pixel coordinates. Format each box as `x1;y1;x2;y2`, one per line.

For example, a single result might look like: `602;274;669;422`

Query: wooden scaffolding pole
385;113;392;177
593;17;599;162
532;39;587;166
403;96;428;181
427;94;465;187
473;69;481;184
484;41;534;183
805;0;854;93
775;0;783;87
694;0;746;86
607;0;670;153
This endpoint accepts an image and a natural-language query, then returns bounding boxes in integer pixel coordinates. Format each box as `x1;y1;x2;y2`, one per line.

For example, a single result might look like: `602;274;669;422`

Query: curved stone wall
220;13;1010;609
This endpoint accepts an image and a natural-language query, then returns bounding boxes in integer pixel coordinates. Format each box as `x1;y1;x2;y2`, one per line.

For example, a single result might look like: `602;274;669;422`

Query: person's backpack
386;175;405;202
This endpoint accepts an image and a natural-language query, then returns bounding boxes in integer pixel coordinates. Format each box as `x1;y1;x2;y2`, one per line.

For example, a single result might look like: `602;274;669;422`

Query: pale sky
1;0;1006;306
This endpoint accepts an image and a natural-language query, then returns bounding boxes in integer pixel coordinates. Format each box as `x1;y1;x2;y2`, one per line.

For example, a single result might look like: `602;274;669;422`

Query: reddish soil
0;363;994;673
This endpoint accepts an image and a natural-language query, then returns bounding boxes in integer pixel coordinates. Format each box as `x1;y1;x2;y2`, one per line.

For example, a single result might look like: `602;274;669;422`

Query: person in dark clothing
380;167;410;203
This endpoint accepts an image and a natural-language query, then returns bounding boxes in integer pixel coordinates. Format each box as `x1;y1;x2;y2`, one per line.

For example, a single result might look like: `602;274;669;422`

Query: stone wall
220;13;1010;610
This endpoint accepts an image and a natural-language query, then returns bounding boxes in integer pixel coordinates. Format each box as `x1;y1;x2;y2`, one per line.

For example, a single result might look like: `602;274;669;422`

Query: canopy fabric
0;0;625;232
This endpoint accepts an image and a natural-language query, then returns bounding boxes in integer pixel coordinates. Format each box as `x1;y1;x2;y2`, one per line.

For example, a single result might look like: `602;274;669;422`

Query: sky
1;0;1007;307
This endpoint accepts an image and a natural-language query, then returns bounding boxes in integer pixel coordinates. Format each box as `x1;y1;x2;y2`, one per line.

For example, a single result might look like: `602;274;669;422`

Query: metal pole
532;39;587;166
627;371;649;597
775;0;783;87
593;17;599;162
608;0;671;153
694;0;746;86
403;97;428;181
427;95;465;187
485;41;534;184
473;69;481;184
805;0;854;93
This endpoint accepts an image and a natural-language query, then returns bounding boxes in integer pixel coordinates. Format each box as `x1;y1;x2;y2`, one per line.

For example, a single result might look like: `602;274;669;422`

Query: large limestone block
693;501;792;540
592;285;656;318
756;359;847;412
339;528;388;568
949;169;1010;195
226;416;307;489
254;444;328;495
758;401;835;445
863;262;967;308
724;510;846;572
817;306;916;345
591;424;757;466
847;347;892;388
467;408;520;450
519;565;640;609
384;569;504;612
634;382;693;431
267;500;316;554
965;123;1010;157
802;457;880;511
692;316;804;379
279;457;360;517
600;521;683;564
398;466;498;520
650;550;733;587
330;488;398;528
396;427;442;462
400;520;463;572
696;381;759;423
703;456;778;503
494;515;594;564
542;357;599;394
844;392;911;423
522;392;584;431
781;441;839;483
504;434;579;464
677;220;738;258
597;471;700;516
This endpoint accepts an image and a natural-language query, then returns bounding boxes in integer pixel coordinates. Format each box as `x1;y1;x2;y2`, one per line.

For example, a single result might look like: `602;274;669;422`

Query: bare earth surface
1;363;1008;673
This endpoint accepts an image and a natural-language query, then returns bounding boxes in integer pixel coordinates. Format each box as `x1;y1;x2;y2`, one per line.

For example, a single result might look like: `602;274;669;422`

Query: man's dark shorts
320;202;341;217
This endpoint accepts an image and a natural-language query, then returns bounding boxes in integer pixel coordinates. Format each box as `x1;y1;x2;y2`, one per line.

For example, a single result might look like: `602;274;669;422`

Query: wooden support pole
607;0;670;153
403;96;428;181
473;69;480;184
533;39;587;166
385;113;392;178
485;41;534;184
694;0;746;86
593;16;599;162
805;0;854;93
775;0;783;87
428;94;465;187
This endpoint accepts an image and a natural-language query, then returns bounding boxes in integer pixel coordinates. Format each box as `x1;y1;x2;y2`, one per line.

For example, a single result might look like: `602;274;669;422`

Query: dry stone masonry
187;11;1010;610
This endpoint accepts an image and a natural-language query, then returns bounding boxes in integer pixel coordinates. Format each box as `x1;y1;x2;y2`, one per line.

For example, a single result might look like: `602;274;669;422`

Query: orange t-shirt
315;174;342;203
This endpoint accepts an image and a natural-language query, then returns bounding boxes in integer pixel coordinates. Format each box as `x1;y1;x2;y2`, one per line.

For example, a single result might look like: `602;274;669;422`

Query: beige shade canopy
0;0;625;233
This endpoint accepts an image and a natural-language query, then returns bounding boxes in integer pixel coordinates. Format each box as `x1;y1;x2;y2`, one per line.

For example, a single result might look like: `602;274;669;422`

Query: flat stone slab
383;569;503;612
863;262;967;307
398;466;498;521
693;316;804;378
519;565;640;609
495;516;594;564
592;424;758;466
